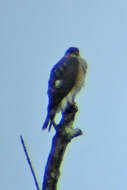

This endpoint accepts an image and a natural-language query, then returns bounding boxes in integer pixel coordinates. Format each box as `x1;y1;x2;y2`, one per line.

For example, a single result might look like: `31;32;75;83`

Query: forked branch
20;103;83;190
42;103;83;190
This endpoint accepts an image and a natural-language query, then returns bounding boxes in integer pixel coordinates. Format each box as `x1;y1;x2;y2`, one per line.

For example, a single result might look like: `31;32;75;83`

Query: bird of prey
42;47;87;131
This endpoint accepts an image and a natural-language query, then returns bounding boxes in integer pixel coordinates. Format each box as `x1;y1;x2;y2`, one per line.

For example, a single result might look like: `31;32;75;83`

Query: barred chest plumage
60;56;87;112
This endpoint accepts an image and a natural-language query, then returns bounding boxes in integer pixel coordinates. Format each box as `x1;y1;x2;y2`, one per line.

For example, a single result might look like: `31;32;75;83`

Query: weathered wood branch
20;103;83;190
42;103;83;190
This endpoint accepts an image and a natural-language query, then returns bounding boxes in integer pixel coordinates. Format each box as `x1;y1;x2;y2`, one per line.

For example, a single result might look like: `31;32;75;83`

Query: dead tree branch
42;103;83;190
20;103;83;190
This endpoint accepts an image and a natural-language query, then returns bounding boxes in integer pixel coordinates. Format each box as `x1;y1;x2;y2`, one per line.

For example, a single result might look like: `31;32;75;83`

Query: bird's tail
42;113;55;131
42;114;50;130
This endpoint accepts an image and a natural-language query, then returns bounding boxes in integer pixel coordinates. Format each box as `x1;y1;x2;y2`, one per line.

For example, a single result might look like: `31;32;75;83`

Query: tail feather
42;112;56;131
48;120;57;131
42;114;50;130
48;120;53;131
42;110;56;131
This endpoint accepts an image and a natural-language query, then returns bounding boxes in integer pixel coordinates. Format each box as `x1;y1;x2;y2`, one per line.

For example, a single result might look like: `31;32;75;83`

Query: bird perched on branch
42;47;88;131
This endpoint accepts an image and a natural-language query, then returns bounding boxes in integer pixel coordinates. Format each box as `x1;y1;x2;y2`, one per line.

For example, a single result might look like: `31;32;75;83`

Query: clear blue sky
1;0;127;189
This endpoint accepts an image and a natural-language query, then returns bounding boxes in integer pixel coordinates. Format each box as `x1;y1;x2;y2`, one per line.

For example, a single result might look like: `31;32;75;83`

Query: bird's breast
59;57;87;112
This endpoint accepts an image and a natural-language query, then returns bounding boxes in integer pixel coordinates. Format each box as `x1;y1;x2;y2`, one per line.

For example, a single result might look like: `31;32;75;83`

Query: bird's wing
48;56;79;110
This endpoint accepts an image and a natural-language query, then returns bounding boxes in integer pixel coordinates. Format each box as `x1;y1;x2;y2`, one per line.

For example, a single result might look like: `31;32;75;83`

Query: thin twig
20;136;40;190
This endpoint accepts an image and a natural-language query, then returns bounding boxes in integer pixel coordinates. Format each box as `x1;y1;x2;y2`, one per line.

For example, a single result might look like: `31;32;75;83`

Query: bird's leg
61;102;78;124
70;101;78;112
71;96;78;111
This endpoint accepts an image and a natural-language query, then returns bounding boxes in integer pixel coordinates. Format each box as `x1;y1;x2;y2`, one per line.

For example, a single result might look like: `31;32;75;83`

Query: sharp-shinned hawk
42;47;87;131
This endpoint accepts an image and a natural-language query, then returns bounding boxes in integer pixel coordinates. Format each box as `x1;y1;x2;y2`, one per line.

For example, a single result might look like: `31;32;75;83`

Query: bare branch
42;103;83;190
20;136;40;190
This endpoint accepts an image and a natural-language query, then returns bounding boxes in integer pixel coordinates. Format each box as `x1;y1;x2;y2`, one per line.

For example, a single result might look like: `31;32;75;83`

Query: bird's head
65;47;79;56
